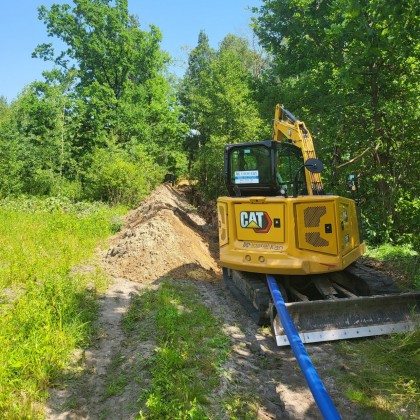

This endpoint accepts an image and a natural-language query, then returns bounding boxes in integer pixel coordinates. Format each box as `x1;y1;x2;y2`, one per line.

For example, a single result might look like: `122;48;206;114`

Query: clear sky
0;0;262;102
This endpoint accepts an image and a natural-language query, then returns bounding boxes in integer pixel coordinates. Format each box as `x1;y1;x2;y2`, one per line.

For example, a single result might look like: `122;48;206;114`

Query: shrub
84;146;163;207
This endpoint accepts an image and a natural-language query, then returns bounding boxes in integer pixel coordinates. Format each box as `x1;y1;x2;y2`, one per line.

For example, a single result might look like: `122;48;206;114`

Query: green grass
0;197;124;418
222;392;260;419
336;331;420;419
365;243;419;290
123;281;231;419
335;244;420;419
103;353;130;398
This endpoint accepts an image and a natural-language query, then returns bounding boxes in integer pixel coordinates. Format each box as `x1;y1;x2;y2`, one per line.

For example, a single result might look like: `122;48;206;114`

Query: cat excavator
217;103;419;346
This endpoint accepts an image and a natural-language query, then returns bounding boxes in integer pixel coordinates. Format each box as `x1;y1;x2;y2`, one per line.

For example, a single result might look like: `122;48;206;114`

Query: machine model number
243;242;283;250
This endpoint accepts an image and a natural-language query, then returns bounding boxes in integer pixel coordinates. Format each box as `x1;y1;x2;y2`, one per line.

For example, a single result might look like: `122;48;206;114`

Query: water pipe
266;274;341;420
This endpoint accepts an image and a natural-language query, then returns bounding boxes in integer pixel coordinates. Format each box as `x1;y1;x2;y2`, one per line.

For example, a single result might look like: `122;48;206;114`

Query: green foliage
335;244;419;417
180;32;266;199
178;30;215;172
35;0;166;98
0;73;90;201
223;393;260;419
123;281;230;418
33;0;186;151
0;197;122;289
0;273;101;416
365;244;419;290
0;1;189;206
0;197;121;417
192;136;227;200
83;144;164;206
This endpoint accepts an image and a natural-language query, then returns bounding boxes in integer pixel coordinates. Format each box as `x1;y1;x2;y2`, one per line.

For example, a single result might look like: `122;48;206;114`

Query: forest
0;0;419;247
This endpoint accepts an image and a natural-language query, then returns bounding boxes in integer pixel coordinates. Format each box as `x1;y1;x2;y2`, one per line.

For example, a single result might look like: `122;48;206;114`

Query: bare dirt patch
45;184;367;419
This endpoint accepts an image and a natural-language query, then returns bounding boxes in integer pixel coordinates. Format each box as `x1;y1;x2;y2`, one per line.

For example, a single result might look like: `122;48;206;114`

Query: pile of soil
102;184;221;283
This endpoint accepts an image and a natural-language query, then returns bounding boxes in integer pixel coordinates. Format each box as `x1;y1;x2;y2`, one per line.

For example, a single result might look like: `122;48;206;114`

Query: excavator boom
274;104;323;195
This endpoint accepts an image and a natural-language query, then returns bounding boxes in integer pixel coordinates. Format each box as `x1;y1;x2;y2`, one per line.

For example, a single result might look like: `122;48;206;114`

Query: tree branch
336;146;372;170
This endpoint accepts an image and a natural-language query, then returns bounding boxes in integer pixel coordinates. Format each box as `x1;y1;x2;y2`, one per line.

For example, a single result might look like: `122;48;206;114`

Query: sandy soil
45;184;368;419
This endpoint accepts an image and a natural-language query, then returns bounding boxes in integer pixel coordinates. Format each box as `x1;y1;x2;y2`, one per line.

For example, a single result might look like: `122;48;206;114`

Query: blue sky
0;0;261;102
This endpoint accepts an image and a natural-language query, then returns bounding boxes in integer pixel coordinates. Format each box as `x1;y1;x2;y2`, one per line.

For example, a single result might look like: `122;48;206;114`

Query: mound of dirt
102;184;221;283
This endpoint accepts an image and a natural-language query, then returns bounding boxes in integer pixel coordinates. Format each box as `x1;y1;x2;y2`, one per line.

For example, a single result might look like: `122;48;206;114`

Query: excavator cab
225;140;309;197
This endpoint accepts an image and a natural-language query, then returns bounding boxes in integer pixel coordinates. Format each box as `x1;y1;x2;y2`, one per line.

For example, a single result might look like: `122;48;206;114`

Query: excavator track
223;268;271;325
333;261;400;295
223;263;420;346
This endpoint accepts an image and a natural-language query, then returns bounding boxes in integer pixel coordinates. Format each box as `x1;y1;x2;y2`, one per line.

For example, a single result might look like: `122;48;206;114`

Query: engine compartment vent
304;206;326;227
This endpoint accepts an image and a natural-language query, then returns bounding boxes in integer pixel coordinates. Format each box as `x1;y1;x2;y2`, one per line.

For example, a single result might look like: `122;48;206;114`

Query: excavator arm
274;104;324;195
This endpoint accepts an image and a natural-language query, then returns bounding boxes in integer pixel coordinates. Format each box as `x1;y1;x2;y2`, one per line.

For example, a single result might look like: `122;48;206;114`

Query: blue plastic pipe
267;275;341;420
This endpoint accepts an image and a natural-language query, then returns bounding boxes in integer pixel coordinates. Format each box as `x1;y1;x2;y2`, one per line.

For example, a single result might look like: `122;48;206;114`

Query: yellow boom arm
274;104;324;194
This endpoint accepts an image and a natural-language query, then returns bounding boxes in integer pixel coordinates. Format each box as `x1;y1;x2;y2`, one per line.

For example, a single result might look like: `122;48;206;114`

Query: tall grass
365;243;419;290
336;331;420;418
0;197;123;417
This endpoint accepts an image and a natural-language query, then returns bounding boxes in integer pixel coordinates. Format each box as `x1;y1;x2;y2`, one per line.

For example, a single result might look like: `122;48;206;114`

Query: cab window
276;143;305;193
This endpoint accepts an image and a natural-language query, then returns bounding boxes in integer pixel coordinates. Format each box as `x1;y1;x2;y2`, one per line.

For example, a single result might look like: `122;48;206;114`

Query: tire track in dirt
45;184;367;419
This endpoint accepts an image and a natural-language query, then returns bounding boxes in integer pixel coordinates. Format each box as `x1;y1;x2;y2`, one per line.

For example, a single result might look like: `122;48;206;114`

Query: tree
34;1;168;145
178;31;215;171
34;0;165;100
34;1;188;145
0;97;25;196
0;74;80;198
29;0;188;202
253;0;420;244
180;33;265;199
0;97;9;123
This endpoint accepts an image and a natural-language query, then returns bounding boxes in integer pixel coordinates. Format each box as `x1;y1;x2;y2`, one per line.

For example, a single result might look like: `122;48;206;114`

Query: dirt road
45;184;366;419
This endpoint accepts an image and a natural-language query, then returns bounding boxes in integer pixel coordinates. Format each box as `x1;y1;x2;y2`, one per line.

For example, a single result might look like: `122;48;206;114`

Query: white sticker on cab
235;170;259;184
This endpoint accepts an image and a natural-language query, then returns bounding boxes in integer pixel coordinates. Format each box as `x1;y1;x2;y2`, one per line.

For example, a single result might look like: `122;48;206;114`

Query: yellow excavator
217;103;419;346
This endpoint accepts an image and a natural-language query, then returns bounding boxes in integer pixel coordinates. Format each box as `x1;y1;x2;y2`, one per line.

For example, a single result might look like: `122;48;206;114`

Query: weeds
336;330;420;418
103;354;130;398
365;244;419;290
0;197;123;417
223;392;260;419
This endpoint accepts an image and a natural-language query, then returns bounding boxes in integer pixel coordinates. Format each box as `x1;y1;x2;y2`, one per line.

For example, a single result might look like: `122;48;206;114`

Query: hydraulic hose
267;275;341;420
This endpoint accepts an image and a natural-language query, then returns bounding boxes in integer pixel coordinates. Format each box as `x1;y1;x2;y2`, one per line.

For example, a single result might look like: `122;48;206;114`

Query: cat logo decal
240;211;272;233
